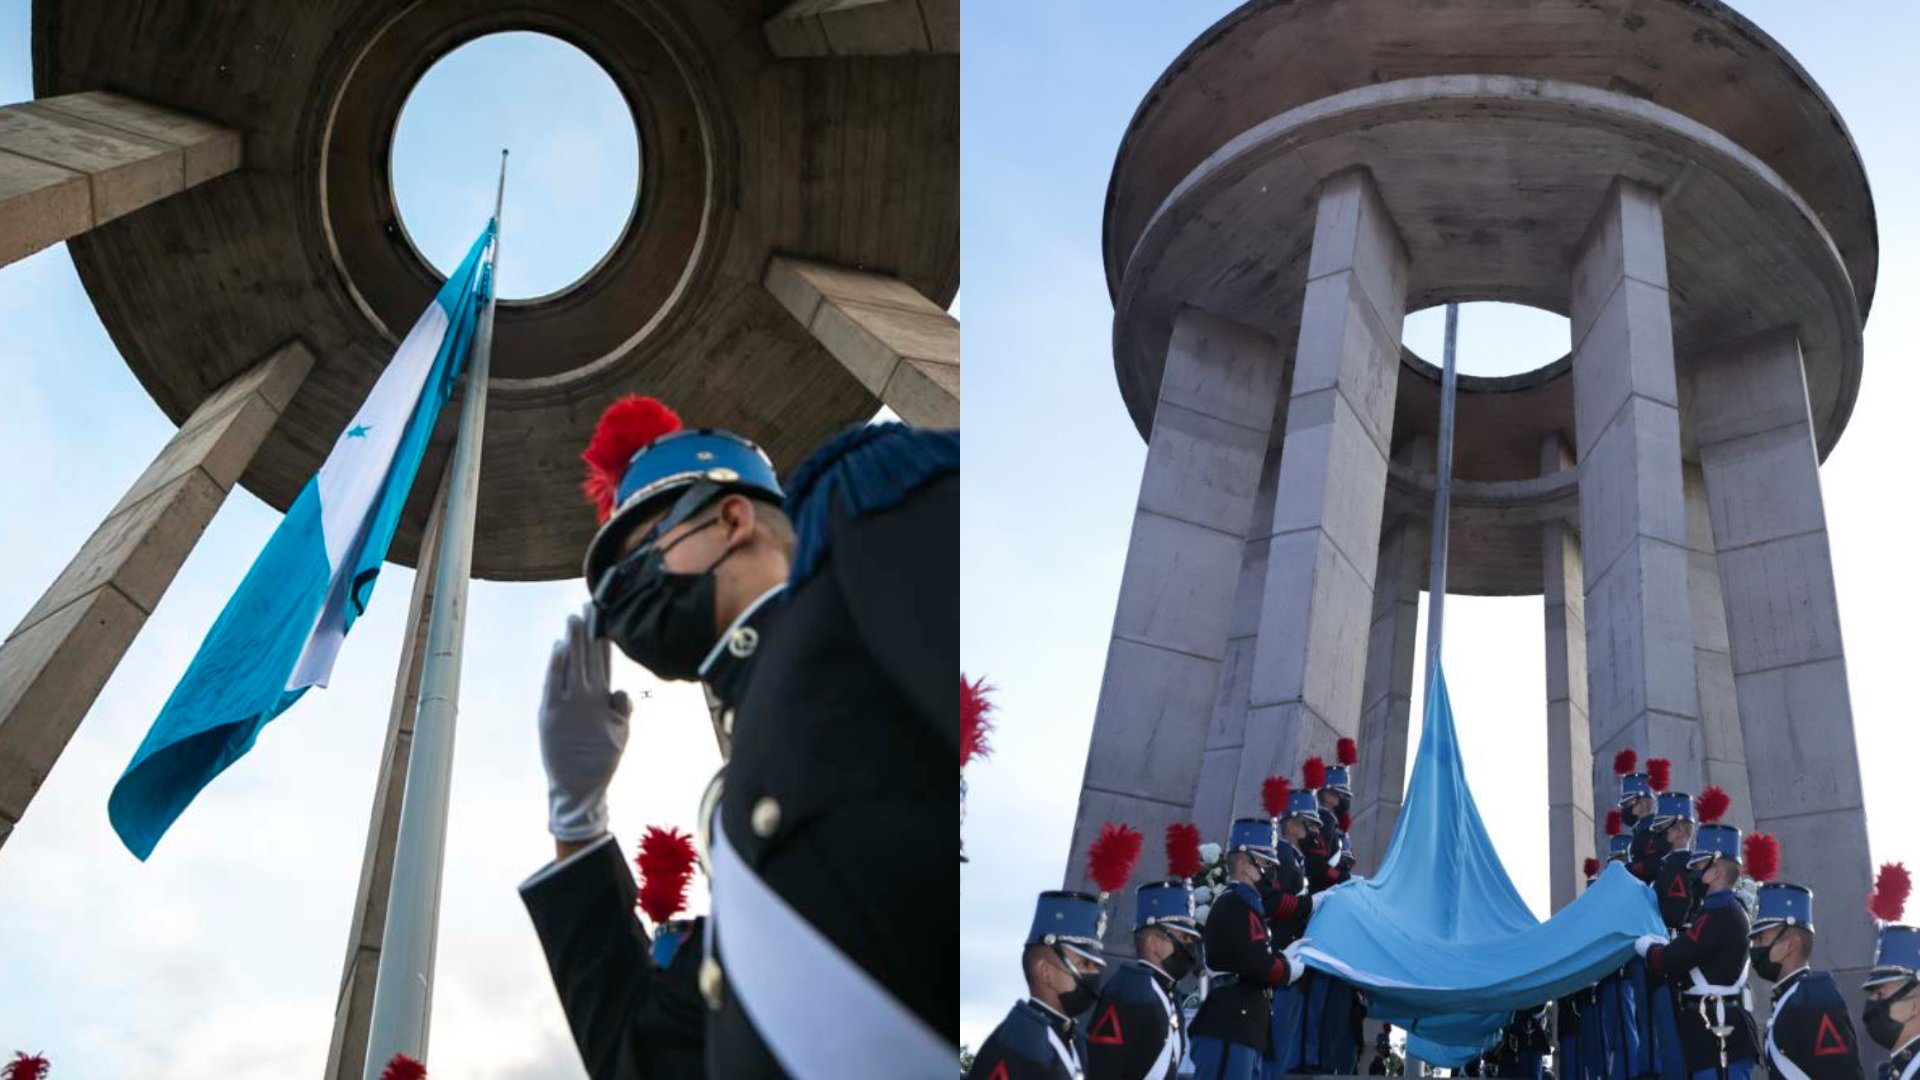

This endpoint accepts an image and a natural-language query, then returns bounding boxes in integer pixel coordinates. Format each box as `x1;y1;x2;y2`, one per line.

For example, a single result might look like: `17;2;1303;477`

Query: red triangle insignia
1667;875;1690;899
1685;912;1709;942
1090;1004;1126;1045
1248;909;1268;942
1814;1013;1850;1056
987;1061;1011;1080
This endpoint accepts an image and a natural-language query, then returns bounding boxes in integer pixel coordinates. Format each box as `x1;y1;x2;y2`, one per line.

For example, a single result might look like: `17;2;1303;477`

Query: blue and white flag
109;222;497;860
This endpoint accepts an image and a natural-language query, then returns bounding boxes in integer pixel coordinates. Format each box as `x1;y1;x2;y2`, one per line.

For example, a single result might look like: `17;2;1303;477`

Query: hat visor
1863;967;1917;988
1058;941;1107;968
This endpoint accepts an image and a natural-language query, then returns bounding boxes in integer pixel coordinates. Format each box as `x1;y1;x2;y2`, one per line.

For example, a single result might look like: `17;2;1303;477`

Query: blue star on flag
347;424;371;438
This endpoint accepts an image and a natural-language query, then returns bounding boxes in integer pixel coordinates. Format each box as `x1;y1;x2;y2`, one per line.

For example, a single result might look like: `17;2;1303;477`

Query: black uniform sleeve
969;1018;1070;1080
1085;983;1172;1080
1652;857;1695;930
830;472;959;745
519;837;706;1079
1775;981;1866;1080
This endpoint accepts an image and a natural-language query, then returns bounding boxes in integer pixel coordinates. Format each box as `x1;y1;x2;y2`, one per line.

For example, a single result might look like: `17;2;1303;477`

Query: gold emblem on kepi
706;466;740;483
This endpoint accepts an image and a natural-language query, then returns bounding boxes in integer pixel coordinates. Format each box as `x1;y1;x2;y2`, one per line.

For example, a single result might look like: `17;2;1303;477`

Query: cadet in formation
1084;824;1209;1080
1634;808;1772;1080
1747;879;1862;1080
1294;749;1364;1076
971;887;1113;1080
522;397;958;1079
1862;863;1918;1080
1190;812;1307;1080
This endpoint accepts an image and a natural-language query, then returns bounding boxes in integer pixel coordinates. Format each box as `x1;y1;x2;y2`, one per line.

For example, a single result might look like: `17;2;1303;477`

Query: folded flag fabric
1293;669;1666;1066
108;222;496;860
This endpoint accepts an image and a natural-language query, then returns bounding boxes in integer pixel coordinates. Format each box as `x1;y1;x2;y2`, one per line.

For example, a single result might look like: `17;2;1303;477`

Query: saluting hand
539;602;634;844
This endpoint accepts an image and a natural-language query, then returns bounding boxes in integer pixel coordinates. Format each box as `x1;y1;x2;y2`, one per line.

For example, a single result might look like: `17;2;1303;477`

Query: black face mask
1160;936;1199;982
1864;986;1915;1050
1057;957;1100;1017
595;520;734;681
1747;942;1783;982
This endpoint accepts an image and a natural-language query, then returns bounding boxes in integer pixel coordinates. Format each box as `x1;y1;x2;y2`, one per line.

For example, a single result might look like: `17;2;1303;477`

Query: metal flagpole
1421;302;1460;704
361;149;507;1078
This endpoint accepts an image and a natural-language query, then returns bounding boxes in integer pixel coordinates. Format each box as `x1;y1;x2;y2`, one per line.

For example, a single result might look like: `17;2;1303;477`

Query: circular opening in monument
391;32;640;302
1402;302;1572;381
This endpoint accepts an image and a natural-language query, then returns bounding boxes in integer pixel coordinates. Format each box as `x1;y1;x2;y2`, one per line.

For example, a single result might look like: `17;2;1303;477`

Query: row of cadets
1616;749;1688;1079
1190;796;1308;1080
1632;796;1771;1080
1865;863;1918;1080
1085;824;1208;1080
1263;775;1322;1079
1570;824;1644;1080
970;823;1142;1080
1294;745;1365;1076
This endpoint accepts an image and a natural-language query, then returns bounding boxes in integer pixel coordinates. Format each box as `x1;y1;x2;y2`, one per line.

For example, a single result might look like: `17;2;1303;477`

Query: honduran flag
108;222;497;860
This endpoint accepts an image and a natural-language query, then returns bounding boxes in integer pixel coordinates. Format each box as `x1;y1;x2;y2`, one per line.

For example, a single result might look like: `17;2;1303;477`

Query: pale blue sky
961;0;1920;1052
0;11;713;1076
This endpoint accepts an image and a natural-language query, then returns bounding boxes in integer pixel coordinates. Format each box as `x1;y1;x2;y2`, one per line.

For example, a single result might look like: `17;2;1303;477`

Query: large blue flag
1294;669;1666;1065
109;222;496;860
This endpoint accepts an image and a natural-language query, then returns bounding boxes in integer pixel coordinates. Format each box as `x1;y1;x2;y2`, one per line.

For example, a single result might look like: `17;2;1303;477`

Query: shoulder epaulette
784;422;958;586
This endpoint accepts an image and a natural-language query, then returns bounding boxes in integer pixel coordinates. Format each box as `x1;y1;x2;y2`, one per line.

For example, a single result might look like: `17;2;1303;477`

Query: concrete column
0;91;241;269
1683;462;1753;830
1348;504;1424;874
763;0;957;56
1542;434;1595;913
762;255;958;428
1691;328;1875;998
1569;179;1703;809
1064;307;1285;941
0;341;313;849
1234;168;1409;817
1190;415;1285;838
324;465;449;1080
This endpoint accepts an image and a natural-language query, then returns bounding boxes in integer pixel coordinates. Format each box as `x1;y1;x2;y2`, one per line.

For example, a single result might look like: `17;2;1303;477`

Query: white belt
1146;976;1179;1080
708;815;952;1078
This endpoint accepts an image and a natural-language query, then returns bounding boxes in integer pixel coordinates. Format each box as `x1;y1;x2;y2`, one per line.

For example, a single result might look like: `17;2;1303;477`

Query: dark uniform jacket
519;837;707;1079
525;426;958;1078
1764;968;1864;1080
1881;1035;1920;1080
1644;890;1759;1071
1191;881;1291;1053
1267;842;1314;947
1651;851;1698;931
1085;959;1185;1080
969;999;1082;1080
1302;814;1351;894
1627;819;1668;884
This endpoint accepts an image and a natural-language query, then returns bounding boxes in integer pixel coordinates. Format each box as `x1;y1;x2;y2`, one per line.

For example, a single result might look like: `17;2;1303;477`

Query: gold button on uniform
751;796;782;838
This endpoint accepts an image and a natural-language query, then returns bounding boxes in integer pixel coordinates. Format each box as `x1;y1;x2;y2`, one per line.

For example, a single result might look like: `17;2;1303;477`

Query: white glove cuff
549;788;611;842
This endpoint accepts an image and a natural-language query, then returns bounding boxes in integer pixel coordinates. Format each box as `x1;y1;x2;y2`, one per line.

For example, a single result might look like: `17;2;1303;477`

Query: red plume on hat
1166;822;1203;880
1613;748;1638;776
1337;738;1358;767
960;674;995;769
1088;822;1144;894
1605;809;1622;837
635;826;699;925
5;1054;50;1080
1647;758;1671;792
1584;857;1602;879
581;395;683;523
1695;786;1730;825
1742;833;1780;883
1262;776;1291;818
1870;862;1912;923
379;1056;427;1080
1302;756;1328;791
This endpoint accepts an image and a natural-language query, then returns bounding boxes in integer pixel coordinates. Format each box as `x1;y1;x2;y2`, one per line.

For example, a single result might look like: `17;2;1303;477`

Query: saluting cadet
1085;823;1208;1080
972;888;1114;1080
1862;863;1918;1080
1747;879;1863;1080
524;397;957;1078
1299;757;1349;894
1634;825;1774;1080
1191;808;1307;1080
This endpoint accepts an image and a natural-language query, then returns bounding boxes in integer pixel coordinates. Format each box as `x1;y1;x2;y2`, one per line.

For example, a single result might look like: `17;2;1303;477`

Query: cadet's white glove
1633;934;1664;959
1281;939;1308;985
539;604;633;841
